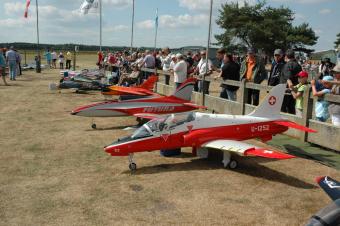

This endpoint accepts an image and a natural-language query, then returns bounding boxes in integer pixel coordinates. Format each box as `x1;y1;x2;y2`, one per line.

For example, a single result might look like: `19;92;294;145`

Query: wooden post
300;85;314;142
239;79;248;115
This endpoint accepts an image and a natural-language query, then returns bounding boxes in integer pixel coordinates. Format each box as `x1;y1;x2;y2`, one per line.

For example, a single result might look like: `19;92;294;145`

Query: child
311;75;334;122
59;52;64;69
291;71;308;117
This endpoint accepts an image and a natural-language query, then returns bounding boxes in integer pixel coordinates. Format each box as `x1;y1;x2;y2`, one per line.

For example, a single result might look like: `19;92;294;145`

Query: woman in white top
173;53;187;88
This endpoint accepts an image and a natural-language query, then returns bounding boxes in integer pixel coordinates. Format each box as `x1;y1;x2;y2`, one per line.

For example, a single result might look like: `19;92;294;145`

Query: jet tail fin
139;75;158;90
248;84;286;119
169;77;197;101
316;176;340;201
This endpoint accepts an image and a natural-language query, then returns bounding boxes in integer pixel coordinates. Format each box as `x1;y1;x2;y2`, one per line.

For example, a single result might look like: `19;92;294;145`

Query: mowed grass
0;53;339;226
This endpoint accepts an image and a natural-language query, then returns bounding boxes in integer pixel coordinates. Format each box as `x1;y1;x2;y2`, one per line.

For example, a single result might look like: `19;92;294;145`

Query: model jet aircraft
101;75;158;97
104;84;317;171
305;176;340;226
71;78;205;128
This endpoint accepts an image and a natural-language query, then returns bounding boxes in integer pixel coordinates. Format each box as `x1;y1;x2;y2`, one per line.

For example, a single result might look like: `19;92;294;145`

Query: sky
0;0;339;51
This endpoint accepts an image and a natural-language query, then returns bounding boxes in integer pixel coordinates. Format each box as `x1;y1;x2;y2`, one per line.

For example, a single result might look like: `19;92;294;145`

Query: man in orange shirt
240;48;267;106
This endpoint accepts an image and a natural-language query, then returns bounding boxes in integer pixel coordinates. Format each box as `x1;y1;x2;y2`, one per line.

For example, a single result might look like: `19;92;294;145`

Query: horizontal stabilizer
182;102;207;109
244;148;295;159
274;121;317;133
316;176;340;201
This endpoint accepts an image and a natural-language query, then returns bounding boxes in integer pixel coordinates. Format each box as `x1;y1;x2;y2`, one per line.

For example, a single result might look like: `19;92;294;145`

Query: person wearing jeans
218;54;240;101
5;46;17;81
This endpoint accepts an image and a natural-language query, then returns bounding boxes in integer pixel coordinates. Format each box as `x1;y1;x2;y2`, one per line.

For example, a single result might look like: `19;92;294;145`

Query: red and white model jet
104;84;317;171
71;78;204;128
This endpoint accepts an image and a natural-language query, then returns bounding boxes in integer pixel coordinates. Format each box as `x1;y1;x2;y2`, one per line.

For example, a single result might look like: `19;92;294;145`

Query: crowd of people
1;45;339;126
95;47;339;126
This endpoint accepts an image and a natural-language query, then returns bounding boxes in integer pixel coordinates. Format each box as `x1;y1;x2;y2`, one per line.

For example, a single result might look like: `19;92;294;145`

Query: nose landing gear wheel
129;163;137;171
228;160;238;169
91;123;97;129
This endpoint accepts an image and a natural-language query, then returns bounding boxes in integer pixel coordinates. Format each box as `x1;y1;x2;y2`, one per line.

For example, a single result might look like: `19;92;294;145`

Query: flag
80;0;99;15
24;0;31;18
155;8;158;28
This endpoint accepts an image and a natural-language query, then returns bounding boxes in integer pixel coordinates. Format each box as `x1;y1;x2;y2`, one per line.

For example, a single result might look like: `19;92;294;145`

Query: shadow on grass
129;154;317;189
283;144;337;169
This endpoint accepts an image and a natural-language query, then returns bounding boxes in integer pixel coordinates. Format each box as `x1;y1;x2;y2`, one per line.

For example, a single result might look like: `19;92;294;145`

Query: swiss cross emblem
268;96;276;106
161;134;169;141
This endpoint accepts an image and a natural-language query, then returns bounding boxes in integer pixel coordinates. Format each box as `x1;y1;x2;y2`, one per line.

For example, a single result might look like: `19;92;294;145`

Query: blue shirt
6;50;17;62
0;54;6;67
44;52;52;61
315;81;331;120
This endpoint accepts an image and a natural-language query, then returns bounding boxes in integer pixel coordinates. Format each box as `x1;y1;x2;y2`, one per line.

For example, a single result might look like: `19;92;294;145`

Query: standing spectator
240;47;267;106
14;50;22;76
268;49;285;86
218;54;240;101
329;64;340;126
215;48;226;72
66;51;72;69
139;50;155;80
291;71;308;117
51;50;57;69
280;49;302;114
44;49;52;69
58;52;64;69
169;54;177;71
6;46;17;81
97;51;104;69
311;76;334;122
185;51;194;72
319;58;335;79
173;53;187;89
161;47;171;72
195;50;213;94
0;49;9;85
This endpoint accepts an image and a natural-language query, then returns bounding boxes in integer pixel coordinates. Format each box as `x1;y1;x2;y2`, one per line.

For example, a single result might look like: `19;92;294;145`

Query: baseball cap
322;75;334;82
274;49;283;56
298;71;308;78
247;47;256;54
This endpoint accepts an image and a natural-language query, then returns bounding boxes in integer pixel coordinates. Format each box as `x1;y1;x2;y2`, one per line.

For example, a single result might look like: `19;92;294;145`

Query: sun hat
322;75;334;82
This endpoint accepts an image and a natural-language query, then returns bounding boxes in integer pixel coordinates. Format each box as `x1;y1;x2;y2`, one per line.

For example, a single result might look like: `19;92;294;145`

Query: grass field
0;53;339;226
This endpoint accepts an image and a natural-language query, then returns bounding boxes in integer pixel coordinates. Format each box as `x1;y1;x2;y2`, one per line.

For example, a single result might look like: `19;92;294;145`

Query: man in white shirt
195;50;213;94
173;53;187;88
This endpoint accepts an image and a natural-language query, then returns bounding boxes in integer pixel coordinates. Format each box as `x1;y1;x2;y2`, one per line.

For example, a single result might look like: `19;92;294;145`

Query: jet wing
109;86;154;96
202;140;295;159
316;176;340;201
274;121;317;133
182;102;207;109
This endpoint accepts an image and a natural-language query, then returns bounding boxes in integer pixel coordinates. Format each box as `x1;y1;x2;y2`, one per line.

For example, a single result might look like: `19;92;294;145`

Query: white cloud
102;0;132;8
294;13;306;20
178;0;256;11
319;8;331;14
137;14;209;30
104;24;129;32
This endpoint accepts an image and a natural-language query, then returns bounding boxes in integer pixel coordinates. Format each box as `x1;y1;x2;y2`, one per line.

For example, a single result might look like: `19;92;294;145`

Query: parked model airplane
306;176;340;226
104;84;317;171
71;78;204;128
101;75;158;96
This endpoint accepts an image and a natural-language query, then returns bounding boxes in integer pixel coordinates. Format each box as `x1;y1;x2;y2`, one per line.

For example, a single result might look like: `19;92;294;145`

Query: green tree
215;0;318;55
335;33;340;48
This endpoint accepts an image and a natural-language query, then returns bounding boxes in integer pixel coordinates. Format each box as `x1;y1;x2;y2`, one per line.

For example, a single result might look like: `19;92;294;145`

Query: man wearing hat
280;49;302;114
240;47;267;106
328;64;340;126
268;49;285;86
173;53;187;88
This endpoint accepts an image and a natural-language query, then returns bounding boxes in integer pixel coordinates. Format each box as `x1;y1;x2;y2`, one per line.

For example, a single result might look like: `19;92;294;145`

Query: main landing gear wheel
91;123;97;129
228;160;238;169
129;163;137;171
128;153;137;172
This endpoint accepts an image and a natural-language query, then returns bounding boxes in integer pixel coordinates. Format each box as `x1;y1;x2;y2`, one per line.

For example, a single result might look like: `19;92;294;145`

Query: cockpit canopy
131;112;196;139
